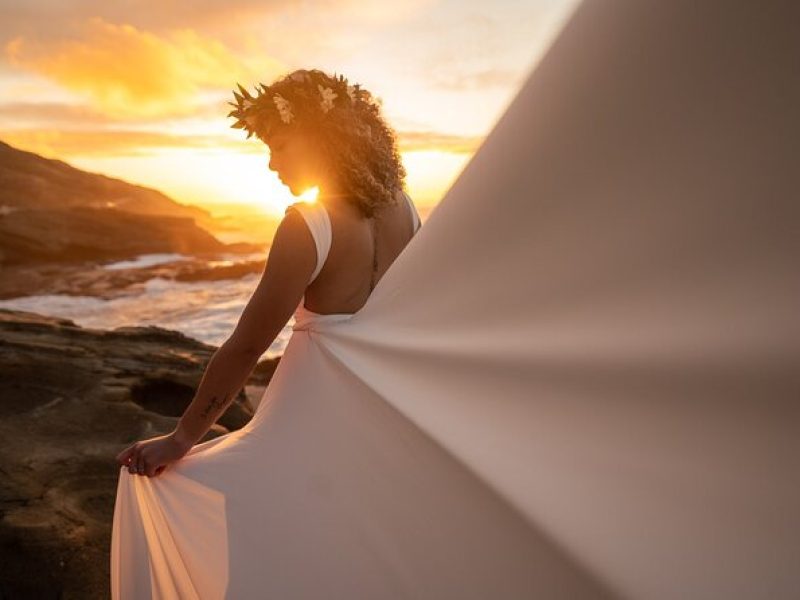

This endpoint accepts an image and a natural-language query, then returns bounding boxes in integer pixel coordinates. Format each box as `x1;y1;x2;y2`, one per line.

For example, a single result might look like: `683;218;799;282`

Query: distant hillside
0;140;259;265
0;139;213;225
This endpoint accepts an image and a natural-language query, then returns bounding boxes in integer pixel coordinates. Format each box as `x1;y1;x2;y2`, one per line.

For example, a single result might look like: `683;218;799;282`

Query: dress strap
402;189;421;233
285;201;332;284
286;193;415;286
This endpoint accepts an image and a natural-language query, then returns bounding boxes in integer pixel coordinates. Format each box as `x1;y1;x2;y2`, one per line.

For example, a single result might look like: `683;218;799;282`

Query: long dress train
111;1;800;598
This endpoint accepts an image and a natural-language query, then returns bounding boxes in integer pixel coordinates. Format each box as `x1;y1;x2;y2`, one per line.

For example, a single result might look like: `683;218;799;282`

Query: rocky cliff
0;139;261;267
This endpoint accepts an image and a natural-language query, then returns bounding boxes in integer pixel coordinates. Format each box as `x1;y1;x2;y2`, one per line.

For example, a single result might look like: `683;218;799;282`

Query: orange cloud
0;128;240;158
4;17;285;119
397;130;484;154
0;126;483;160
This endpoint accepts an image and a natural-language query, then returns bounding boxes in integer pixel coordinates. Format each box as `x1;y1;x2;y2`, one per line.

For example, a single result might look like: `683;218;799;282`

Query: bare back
302;189;420;315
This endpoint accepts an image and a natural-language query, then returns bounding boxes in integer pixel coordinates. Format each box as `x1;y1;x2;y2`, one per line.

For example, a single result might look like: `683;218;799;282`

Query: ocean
0;252;294;360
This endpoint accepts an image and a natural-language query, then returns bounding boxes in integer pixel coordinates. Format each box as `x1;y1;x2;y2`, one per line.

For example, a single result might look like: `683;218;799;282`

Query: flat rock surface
0;307;278;598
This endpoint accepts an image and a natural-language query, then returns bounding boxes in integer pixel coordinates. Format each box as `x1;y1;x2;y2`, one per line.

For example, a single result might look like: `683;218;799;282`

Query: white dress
111;1;799;598
112;193;598;599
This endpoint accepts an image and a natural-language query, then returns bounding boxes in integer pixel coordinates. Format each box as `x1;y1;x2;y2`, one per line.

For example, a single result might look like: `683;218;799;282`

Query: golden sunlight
0;0;577;229
298;186;319;202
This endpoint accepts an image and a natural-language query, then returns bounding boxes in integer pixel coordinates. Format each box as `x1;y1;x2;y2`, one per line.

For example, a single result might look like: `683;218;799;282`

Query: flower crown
227;69;363;140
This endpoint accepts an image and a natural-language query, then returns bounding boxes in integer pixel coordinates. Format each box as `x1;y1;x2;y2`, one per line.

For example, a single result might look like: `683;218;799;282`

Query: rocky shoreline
0;254;267;301
0;138;283;597
0;307;279;598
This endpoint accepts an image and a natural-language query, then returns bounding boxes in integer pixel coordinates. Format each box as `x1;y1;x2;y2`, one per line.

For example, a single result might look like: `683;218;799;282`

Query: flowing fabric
111;1;800;598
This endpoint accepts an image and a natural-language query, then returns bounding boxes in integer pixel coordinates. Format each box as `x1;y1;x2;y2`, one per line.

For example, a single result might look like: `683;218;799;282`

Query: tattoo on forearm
200;390;233;419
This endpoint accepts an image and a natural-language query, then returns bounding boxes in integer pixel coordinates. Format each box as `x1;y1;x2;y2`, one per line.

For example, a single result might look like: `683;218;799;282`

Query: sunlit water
102;253;192;270
0;254;294;360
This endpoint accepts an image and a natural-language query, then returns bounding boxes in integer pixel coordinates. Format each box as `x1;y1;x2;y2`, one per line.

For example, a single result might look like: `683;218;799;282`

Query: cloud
397;130;484;154
0;128;237;158
0;1;286;44
427;67;525;91
0;0;434;58
0;126;482;160
4;17;285;119
0;100;117;125
0;97;246;130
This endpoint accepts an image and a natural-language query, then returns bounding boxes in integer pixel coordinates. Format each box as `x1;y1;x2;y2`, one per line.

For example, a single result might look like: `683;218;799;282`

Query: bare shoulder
279;204;313;242
264;206;315;275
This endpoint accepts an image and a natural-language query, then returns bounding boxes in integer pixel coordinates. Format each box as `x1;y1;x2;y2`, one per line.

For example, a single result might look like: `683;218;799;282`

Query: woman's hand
115;429;195;477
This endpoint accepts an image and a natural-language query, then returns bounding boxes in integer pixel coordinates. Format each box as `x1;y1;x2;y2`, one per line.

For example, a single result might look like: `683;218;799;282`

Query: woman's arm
116;208;317;476
170;341;266;447
171;207;317;448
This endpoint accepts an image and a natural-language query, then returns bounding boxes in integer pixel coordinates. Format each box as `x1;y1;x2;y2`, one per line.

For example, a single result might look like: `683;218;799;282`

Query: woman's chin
288;183;309;197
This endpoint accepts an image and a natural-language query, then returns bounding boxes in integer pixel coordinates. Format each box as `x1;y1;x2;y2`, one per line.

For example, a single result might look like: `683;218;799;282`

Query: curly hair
229;68;407;218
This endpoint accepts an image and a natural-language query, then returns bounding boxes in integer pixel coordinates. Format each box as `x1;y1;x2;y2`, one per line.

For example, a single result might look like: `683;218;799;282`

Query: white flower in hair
272;93;294;124
318;84;337;113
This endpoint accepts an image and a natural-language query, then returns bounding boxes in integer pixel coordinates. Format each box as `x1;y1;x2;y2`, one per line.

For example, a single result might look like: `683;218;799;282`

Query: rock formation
0;307;277;598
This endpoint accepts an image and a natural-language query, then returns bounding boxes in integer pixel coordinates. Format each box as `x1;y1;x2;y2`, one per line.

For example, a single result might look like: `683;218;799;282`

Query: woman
110;70;433;598
114;69;420;478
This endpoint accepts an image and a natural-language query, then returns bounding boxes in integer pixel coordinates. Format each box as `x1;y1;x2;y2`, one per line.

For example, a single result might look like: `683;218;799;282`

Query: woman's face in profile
267;130;324;196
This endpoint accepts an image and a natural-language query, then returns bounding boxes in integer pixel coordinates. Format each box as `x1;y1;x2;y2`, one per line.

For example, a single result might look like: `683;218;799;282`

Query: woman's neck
317;184;355;214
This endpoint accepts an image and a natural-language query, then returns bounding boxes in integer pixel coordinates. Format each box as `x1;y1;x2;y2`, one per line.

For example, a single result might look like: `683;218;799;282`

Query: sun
297;186;319;202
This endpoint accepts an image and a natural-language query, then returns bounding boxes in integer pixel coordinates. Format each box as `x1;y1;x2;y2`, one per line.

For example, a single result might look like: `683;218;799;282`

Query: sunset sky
0;0;575;218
